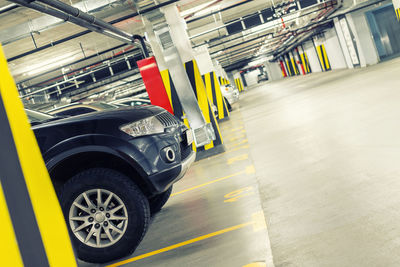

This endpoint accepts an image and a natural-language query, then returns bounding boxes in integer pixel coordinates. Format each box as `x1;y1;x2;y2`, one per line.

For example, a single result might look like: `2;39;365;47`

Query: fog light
165;147;176;162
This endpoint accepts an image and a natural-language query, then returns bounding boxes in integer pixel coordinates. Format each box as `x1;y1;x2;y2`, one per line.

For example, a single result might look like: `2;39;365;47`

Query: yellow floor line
172;164;255;197
225;138;248;149
107;222;253;267
171;170;245;196
252;211;267;232
227;126;244;132
223;129;247;139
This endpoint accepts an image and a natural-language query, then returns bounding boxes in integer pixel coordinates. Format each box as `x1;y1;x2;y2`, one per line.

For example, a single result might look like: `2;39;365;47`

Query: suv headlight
120;116;165;137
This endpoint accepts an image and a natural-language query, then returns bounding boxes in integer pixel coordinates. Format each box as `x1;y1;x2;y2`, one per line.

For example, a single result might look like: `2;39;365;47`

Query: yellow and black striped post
202;71;230;121
290;52;300;75
159;69;194;150
239;78;244;91
0;46;76;266
395;7;400;21
219;76;225;86
234;78;239;91
185;60;223;152
316;44;331;71
234;78;244;92
285;54;293;76
300;52;312;74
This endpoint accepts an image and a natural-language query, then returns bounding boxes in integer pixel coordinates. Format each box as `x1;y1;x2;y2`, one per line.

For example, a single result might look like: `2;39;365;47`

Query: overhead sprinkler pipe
36;0;133;40
9;0;149;58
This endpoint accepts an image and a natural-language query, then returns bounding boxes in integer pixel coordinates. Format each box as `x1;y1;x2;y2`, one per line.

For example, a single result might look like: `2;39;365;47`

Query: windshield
25;109;54;123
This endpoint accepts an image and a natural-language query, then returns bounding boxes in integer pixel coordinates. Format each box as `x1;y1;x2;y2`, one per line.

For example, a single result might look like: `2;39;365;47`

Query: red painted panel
279;60;287;77
137;57;174;114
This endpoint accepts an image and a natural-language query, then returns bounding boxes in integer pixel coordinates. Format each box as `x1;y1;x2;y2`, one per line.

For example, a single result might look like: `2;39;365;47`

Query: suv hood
32;105;166;130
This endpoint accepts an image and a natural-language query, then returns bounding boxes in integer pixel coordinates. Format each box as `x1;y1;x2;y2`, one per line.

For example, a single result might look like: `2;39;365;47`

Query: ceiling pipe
196;2;335;50
35;0;149;57
188;0;334;40
186;0;253;24
18;44;135;85
0;3;19;14
210;3;340;64
9;0;131;42
8;0;149;59
217;0;386;69
7;0;180;62
36;0;132;39
214;42;265;58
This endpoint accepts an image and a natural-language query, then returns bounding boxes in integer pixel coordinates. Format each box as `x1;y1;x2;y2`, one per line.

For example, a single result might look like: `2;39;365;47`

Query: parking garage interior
1;0;400;266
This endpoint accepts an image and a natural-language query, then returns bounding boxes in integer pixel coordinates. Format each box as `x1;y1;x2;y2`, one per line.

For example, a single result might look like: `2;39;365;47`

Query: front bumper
147;150;196;194
224;91;239;104
175;149;196;181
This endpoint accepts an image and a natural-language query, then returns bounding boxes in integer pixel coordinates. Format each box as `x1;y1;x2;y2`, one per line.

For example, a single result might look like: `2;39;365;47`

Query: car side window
54;107;95;116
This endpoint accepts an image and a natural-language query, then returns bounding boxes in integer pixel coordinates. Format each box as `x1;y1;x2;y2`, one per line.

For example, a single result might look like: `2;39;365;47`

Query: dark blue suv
26;106;195;263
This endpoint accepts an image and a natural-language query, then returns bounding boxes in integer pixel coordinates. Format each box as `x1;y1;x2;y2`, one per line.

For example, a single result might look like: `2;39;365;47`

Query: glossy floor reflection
242;57;400;267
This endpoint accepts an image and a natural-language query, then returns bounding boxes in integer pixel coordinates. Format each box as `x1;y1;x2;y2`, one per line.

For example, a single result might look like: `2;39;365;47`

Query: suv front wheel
60;168;150;263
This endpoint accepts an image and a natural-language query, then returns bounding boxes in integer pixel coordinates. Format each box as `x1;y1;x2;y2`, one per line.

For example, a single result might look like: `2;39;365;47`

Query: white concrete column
345;12;379;67
323;27;347;70
161;4;194;63
334;17;356;69
214;62;228;80
143;17;167;71
303;40;322;73
193;45;215;75
264;61;284;81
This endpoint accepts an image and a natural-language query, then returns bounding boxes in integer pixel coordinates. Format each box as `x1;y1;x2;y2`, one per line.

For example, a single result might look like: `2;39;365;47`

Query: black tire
149;186;172;215
60;168;150;263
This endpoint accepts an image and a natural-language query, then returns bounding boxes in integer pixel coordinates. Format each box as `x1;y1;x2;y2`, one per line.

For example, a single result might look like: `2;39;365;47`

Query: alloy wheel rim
69;188;128;248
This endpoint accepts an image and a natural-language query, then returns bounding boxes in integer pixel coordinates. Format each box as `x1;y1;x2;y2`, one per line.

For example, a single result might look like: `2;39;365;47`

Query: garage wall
303;40;322;73
346;10;380;66
194;45;215;75
323;27;348;70
264;61;284;81
244;69;261;86
334;17;356;69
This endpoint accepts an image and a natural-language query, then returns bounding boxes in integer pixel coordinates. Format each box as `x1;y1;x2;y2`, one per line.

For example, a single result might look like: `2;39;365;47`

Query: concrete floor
83;56;400;267
242;57;400;267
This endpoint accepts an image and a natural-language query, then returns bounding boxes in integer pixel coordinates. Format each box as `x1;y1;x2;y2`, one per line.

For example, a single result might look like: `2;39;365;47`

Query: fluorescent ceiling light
181;0;221;18
27;54;78;76
180;1;215;17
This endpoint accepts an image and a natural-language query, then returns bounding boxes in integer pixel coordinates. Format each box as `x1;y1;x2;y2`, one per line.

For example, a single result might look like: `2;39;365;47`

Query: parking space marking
243;262;267;267
107;221;253;267
225;145;250;154
172;171;242;197
224;186;254;203
226;138;248;148
223;129;246;139
252;211;267;232
245;165;255;174
228;126;244;132
227;154;249;165
171;165;256;197
229;134;247;142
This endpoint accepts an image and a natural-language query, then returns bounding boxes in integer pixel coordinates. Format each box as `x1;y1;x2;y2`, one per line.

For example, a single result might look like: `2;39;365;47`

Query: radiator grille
156;112;179;127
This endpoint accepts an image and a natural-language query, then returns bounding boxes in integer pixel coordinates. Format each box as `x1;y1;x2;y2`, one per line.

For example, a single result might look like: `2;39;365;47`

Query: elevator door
367;5;400;60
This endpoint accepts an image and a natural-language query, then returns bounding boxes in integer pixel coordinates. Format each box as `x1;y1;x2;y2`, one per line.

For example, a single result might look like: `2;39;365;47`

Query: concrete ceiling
0;0;344;100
